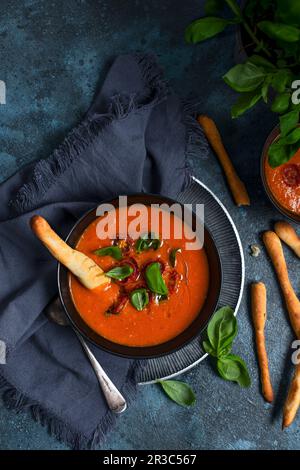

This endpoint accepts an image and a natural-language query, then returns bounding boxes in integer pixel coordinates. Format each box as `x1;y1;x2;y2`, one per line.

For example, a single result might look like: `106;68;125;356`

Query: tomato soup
265;149;300;215
70;206;210;347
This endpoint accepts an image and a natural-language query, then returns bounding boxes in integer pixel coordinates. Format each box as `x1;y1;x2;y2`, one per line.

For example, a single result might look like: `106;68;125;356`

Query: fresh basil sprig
94;246;122;261
135;233;161;254
159;380;196;407
105;265;133;281
185;0;300;167
203;306;251;388
130;288;149;311
145;262;168;296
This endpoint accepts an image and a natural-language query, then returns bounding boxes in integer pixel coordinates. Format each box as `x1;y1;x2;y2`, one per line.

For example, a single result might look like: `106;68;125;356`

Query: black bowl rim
57;193;223;359
261;125;300;224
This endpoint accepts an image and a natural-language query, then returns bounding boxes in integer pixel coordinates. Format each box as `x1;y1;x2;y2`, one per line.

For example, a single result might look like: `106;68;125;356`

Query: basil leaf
231;90;262;118
280;110;299;137
277;127;300;146
258;21;300;43
207;306;237;356
105;265;133;280
159;380;196;407
169;248;181;267
145;262;168;296
268;142;291;168
271;92;291;114
135;234;160;254
223;62;266;93
203;340;218;357
185;17;231;44
217;354;251;387
130;288;149;311
94;246;122;260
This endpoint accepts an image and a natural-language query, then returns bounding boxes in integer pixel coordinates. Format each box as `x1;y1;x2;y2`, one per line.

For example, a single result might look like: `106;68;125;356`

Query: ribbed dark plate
137;177;245;384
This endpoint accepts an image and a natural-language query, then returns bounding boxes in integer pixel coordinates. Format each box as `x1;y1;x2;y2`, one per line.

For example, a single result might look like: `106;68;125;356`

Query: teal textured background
0;0;300;450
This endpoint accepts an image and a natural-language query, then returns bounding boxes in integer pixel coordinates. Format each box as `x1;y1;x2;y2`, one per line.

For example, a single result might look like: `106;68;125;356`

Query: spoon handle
74;330;127;414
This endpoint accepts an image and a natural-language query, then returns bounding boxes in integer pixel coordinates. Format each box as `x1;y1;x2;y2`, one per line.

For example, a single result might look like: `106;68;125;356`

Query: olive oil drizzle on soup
70;207;210;347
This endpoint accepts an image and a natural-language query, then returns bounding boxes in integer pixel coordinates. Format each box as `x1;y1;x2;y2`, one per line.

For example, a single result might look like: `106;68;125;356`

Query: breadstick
198;115;250;206
283;365;300;429
263;230;300;427
274;221;300;258
31;216;110;290
251;282;274;403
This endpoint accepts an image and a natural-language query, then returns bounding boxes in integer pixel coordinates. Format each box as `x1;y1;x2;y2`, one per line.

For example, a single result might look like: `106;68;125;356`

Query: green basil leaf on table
258;21;300;43
145;262;168;296
223;62;266;93
203;305;251;387
130;288;149;311
203;340;219;357
159;380;196;407
271;92;291;114
105;265;133;280
280;110;299;137
217;354;251;388
231;90;262;119
206;306;237;356
185;17;233;44
169;248;181;268
94;246;122;260
135;233;160;254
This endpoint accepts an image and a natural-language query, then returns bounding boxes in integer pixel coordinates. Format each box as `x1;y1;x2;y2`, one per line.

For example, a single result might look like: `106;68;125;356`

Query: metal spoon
44;297;127;414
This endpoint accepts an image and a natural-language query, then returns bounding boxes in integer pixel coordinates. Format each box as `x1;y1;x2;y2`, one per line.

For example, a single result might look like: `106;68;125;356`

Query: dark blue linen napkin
0;53;207;449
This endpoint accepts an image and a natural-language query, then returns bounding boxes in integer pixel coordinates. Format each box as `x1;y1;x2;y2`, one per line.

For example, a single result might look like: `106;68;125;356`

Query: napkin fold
0;53;207;449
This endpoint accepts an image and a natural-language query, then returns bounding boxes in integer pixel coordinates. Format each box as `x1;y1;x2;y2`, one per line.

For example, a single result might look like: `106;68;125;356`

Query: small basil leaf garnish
135;233;161;254
105;265;133;281
169;248;181;267
159;380;196;407
94;246;122;260
130;288;149;311
217;354;251;388
145;262;168;296
207;306;237;356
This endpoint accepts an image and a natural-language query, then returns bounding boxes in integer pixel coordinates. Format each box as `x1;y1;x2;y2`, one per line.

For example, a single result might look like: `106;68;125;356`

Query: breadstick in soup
30;215;110;289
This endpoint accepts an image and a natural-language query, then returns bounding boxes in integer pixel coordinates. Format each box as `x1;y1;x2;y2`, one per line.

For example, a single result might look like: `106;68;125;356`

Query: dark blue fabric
0;53;206;448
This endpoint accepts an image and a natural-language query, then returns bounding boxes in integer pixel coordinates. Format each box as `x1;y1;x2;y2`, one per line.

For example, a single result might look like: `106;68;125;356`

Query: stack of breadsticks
252;221;300;428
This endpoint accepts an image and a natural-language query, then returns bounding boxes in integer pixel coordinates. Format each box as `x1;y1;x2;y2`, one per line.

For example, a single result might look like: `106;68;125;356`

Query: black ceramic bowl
58;194;222;358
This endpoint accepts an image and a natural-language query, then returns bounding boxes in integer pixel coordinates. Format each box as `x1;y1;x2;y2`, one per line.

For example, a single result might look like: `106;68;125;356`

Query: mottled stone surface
0;0;299;450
